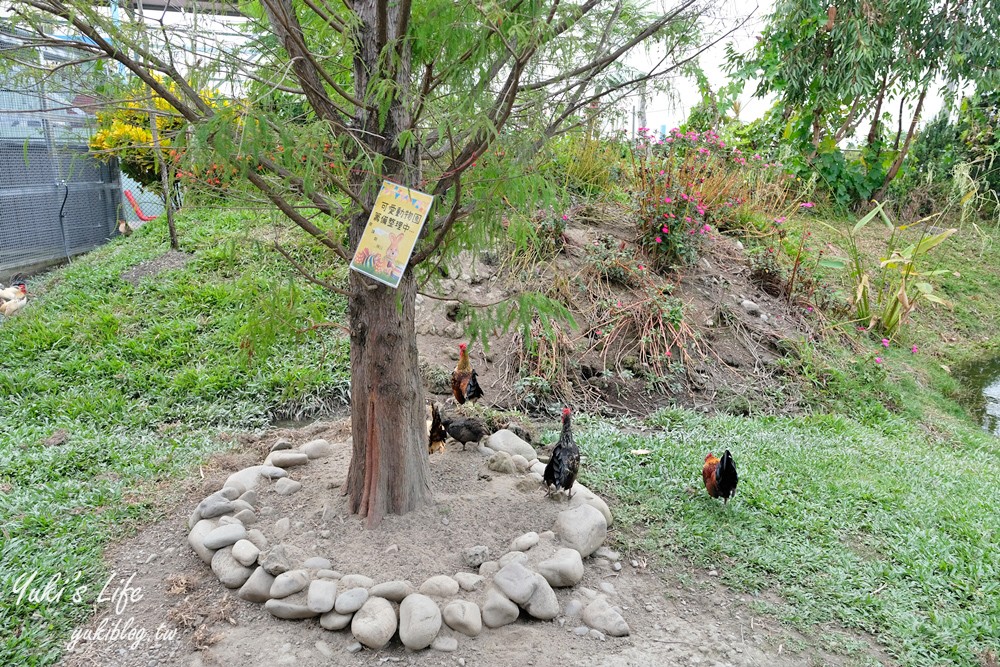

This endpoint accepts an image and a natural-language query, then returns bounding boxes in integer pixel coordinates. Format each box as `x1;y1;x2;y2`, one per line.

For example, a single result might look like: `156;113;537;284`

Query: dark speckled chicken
543;407;580;498
440;414;490;451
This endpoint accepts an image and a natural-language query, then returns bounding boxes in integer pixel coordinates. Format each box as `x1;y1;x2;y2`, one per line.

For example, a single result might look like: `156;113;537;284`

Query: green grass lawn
573;409;999;667
0;210;349;665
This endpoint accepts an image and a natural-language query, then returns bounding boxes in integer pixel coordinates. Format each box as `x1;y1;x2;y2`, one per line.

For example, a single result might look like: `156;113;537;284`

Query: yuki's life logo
7;569;177;650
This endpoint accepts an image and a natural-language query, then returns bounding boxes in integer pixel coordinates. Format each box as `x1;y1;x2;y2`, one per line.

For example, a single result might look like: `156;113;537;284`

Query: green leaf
919;293;952;307
853;201;887;235
818;257;848;269
906;228;957;257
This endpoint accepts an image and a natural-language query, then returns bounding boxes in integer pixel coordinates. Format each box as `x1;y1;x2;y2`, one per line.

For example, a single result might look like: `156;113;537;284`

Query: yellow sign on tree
350;180;434;288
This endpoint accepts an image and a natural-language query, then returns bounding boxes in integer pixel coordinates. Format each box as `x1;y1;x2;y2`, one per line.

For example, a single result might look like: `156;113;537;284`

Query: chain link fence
0;28;124;280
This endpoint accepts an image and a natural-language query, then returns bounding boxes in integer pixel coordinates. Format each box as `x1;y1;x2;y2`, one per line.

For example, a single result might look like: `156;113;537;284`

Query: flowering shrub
173;154;245;193
89;77;226;192
629;127;796;268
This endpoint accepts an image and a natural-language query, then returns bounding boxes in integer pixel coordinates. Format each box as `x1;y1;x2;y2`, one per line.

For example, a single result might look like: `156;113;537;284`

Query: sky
1;0;951;142
633;0;775;133
622;0;949;141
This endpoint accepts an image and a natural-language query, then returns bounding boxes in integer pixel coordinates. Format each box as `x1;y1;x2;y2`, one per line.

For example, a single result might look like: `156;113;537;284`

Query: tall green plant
822;201;955;335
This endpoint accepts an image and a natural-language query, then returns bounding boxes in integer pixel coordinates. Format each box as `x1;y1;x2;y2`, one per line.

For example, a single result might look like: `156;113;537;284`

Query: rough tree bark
341;0;432;527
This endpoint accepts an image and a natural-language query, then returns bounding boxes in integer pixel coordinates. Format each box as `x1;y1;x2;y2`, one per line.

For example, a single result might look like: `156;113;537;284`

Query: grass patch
0;210;349;665
573;410;999;667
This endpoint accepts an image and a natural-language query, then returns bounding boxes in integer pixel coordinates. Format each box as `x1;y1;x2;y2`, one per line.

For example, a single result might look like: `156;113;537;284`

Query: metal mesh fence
0;30;123;278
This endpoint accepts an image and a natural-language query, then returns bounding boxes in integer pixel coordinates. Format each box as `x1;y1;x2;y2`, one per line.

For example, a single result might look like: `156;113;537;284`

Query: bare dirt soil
58;420;888;667
120;250;193;285
414;207;816;419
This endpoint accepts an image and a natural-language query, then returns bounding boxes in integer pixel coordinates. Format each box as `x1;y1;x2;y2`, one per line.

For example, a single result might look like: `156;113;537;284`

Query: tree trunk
342;0;432;527
343;267;431;527
873;85;928;202
893;96;906;151
866;70;889;148
147;85;179;249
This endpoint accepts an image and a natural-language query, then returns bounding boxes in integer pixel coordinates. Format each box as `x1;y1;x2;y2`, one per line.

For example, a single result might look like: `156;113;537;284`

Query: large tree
8;0;728;525
727;0;1000;204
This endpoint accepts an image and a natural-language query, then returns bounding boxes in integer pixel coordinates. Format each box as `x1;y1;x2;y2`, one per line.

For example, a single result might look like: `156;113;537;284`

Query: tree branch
260;0;359;128
518;0;698;92
410;178;466;265
246;169;349;259
273;241;351;296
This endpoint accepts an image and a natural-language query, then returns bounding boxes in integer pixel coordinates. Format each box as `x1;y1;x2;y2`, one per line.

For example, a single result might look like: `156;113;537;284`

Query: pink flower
806;306;814;313
775;216;787;224
637;264;645;270
655;236;662;243
684;216;692;222
562;214;569;221
659;170;665;176
666;350;672;357
881;338;890;348
875;357;883;364
800;202;815;208
911;345;918;354
664;197;672;203
661;226;669;233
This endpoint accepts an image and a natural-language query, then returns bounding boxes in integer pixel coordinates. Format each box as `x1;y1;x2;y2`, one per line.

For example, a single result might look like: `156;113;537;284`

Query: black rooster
465;369;484;403
543;407;580;498
702;450;738;504
440;414;491;451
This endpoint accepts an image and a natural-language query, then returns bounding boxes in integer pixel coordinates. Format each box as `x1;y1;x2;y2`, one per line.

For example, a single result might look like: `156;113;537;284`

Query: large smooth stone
419;575;459;597
270;451;309;468
583;596;630;636
399;594;442;650
487;430;537;459
443;600;482;637
265;596;319;620
238;566;275;603
308;579;338;613
335;587;369;614
203;523;247;550
569;482;614;527
320;610;353;630
351;597;397;650
211;547;254;589
553;504;607;557
537;548;585;587
492;562;536;604
188;519;219;565
523;574;559;620
482;588;519;628
270;570;309;598
370;580;414;602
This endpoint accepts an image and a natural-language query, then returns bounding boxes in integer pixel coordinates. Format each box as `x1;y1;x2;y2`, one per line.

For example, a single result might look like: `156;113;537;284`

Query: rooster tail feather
465;371;484;401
